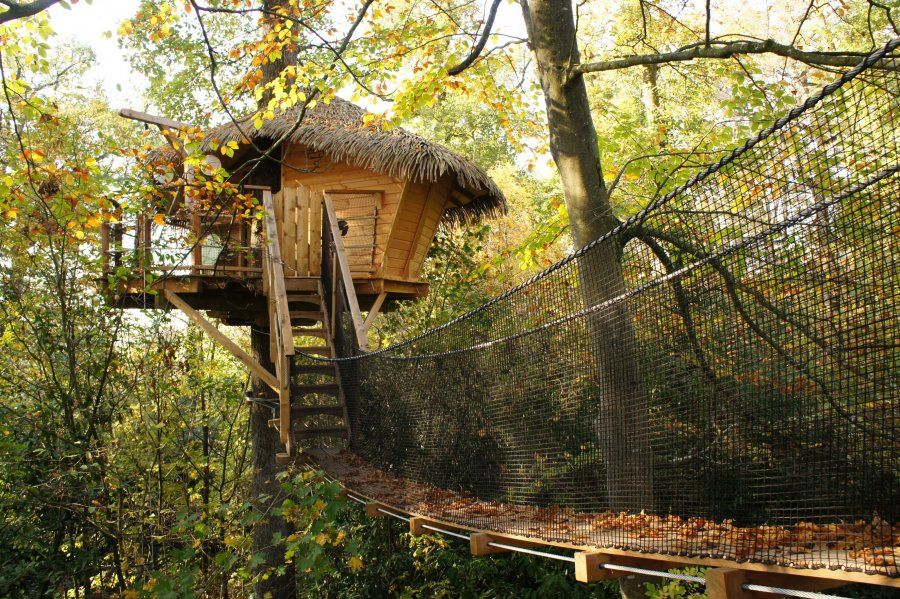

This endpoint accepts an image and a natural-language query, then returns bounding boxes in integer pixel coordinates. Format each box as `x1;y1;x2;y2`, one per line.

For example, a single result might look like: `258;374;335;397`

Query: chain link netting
309;40;900;575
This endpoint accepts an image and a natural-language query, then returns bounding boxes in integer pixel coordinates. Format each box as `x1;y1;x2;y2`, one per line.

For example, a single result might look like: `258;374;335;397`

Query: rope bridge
295;39;900;580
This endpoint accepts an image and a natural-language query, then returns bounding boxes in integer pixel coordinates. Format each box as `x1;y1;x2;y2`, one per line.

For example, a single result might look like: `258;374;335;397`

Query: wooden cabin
107;99;504;324
104;99;505;458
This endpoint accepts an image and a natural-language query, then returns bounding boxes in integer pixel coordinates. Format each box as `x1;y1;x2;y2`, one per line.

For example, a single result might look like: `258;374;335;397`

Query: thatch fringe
204;98;506;224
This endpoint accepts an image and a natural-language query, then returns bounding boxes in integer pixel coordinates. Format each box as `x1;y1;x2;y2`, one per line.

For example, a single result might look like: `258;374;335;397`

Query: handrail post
261;189;295;455
192;211;203;272
323;195;369;351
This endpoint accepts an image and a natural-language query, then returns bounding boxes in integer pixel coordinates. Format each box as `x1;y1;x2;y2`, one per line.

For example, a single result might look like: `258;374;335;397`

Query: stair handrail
261;189;294;452
322;195;369;351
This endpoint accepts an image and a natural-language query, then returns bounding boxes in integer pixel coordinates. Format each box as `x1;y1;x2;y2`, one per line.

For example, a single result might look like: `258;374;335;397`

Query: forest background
0;0;896;596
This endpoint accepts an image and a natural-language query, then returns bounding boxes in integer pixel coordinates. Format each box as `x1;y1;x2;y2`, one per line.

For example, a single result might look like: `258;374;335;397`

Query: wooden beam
308;191;323;276
409;516;438;536
470;533;510;556
706;569;751;599
575;551;625;583
262;190;295;357
365;502;390;517
164;290;279;391
296;186;310;276
118;108;189;131
361;292;387;334
323;195;369;350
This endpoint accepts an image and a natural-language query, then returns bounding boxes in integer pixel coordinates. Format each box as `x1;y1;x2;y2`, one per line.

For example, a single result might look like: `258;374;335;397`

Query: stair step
283;277;319;292
293;383;339;396
294;405;345;418
292;327;327;338
297;346;331;356
290;310;324;321
296;427;347;439
287;295;322;305
294;364;337;376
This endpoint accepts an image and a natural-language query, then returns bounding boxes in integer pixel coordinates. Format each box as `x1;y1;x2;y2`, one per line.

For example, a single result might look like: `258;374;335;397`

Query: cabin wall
381;177;450;280
282;145;403;276
280;144;450;281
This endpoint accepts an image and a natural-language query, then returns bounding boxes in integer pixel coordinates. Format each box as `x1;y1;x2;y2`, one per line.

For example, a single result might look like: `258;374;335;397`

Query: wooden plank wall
381;177;450;280
283;146;403;275
273;186;323;277
328;191;382;274
281;145;452;282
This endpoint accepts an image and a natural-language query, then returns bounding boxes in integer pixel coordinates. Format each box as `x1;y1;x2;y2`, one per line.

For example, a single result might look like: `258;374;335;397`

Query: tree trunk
521;0;654;515
520;5;654;597
250;325;296;598
245;5;299;597
641;65;660;128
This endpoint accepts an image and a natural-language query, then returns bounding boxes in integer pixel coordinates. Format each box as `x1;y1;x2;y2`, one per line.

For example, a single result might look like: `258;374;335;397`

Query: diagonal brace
164;290;279;392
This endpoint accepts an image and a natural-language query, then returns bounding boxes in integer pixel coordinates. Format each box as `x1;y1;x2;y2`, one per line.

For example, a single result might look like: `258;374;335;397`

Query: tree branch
0;0;60;24
572;38;890;76
447;0;503;75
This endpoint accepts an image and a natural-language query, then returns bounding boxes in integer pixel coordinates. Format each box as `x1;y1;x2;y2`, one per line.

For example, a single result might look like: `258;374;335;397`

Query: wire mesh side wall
333;43;900;575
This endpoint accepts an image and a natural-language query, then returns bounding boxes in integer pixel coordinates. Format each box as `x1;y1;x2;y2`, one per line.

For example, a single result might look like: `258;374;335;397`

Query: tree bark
520;4;655;596
250;325;296;598
521;0;654;514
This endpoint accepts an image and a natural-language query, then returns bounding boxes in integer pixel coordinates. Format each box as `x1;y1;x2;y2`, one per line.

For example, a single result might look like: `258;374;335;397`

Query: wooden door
275;186;323;277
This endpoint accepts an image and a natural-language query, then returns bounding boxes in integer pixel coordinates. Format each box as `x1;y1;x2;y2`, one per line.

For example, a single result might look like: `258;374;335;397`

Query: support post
574;551;625;583
192;212;203;271
470;533;509;556
706;568;750;599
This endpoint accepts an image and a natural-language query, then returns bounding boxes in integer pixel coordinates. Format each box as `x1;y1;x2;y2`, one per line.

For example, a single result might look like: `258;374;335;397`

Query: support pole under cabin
249;323;296;599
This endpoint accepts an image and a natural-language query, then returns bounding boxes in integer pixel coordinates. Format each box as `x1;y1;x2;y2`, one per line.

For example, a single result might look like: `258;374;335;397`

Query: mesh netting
308;40;900;575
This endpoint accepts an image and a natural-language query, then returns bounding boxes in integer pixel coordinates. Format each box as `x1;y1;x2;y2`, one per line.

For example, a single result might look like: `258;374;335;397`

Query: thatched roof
204;98;506;225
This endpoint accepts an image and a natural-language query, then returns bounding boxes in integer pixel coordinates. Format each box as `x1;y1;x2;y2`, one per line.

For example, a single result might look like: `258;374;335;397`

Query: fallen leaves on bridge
305;448;898;576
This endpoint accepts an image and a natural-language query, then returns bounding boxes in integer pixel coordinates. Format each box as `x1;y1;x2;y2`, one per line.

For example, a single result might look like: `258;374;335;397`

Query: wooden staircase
286;289;351;448
260;189;369;460
160;187;370;462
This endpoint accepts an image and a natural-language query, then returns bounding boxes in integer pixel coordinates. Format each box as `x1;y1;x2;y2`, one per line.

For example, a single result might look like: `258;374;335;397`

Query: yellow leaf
348;556;363;572
73;230;85;239
315;532;328;546
153;214;165;226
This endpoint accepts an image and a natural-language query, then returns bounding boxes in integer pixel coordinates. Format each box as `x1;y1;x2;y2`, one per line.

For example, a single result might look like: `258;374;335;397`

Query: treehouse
104;99;505;458
107;99;504;318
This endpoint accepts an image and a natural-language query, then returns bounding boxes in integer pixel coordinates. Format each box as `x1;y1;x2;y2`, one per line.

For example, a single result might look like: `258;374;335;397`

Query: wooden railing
99;202;261;280
322;195;369;353
261;189;295;455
